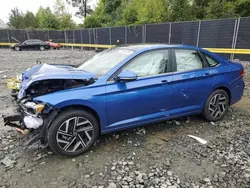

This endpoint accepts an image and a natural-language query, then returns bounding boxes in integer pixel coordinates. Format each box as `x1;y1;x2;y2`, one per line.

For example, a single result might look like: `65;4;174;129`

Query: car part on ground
2;44;245;156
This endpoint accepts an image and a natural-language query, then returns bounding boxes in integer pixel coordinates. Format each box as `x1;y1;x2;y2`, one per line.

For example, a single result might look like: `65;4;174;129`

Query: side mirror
115;70;137;82
23;42;26;45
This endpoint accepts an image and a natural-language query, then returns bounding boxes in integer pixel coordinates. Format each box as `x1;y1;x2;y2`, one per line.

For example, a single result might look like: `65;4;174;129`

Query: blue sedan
4;44;245;156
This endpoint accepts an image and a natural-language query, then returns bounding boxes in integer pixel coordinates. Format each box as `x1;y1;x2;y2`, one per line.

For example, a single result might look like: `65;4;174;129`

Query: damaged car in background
3;44;245;156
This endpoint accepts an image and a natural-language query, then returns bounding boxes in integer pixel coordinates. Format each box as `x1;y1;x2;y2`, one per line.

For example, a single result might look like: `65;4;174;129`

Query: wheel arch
58;104;101;126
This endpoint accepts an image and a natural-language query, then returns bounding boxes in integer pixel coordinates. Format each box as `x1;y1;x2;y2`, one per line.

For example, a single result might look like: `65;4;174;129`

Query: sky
0;0;98;24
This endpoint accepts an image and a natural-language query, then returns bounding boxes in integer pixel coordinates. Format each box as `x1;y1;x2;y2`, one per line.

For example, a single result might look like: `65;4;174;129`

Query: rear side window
204;54;219;67
175;49;203;72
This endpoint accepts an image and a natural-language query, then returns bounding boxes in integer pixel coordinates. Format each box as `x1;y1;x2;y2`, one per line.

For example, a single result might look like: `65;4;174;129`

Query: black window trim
107;48;172;82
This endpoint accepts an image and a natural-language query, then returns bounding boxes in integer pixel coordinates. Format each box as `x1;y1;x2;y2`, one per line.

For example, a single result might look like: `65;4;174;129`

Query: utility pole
84;0;87;18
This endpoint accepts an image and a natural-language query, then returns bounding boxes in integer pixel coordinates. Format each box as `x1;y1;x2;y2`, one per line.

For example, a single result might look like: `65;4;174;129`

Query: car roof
117;44;200;52
25;39;42;41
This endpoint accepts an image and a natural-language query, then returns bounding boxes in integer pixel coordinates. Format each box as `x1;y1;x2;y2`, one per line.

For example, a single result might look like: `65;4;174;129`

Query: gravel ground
0;49;249;188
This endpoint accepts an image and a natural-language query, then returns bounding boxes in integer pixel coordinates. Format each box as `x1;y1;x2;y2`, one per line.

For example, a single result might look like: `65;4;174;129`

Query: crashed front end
4;74;59;146
3;96;57;145
3;63;95;146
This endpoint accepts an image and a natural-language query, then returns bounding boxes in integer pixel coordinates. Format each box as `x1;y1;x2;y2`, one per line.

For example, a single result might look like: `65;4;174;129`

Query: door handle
203;73;210;76
190;75;197;79
161;80;168;83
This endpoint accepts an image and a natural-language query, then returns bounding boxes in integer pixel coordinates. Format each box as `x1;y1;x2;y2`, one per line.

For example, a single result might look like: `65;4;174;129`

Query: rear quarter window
204;54;219;67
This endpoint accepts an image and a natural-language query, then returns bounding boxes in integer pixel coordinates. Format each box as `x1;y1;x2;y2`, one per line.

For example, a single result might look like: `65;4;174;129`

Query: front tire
14;46;20;51
40;46;45;51
202;89;229;121
47;109;99;156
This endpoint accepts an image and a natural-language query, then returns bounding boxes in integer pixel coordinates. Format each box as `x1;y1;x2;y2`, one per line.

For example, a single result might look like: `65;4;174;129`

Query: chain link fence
0;17;250;59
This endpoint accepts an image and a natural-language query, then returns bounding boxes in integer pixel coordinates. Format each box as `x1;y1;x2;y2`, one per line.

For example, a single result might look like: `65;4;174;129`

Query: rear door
32;40;42;50
170;48;216;115
105;49;173;130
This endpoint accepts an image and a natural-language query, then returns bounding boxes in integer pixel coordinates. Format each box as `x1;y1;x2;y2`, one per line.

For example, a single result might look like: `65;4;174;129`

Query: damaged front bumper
2;96;57;145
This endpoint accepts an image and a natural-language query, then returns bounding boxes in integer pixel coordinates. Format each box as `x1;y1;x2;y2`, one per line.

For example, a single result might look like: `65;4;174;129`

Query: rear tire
202;89;229;121
47;109;99;156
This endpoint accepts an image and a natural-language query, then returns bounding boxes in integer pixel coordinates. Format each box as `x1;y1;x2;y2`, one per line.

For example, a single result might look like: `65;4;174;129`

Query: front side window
23;40;32;44
78;48;134;76
122;50;169;77
175;49;203;72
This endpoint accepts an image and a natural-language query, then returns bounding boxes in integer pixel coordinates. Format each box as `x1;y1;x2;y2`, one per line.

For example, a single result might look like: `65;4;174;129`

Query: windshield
78;48;134;76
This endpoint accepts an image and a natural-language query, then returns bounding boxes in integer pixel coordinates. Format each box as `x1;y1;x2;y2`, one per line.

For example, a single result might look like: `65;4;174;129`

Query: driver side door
21;40;33;50
105;49;173;131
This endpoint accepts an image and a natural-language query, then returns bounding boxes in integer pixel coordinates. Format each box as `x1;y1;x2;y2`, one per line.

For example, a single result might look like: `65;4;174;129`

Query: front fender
34;87;108;130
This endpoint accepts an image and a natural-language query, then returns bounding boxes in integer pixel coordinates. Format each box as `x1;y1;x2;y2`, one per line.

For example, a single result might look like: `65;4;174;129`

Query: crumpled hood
18;63;96;99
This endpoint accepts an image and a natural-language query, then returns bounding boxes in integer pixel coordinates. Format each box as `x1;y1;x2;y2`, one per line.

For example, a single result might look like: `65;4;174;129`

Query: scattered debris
210;122;215;126
135;127;146;135
16;128;30;135
26;169;32;173
174;120;181;125
0;157;16;168
107;183;117;188
187;135;208;144
24;116;43;129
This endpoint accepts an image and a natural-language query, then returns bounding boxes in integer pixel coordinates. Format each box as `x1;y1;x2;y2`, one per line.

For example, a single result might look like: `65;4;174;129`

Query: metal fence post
231;18;241;60
88;29;91;44
109;27;112;45
93;28;96;44
144;25;147;43
169;23;172;44
95;28;99;44
230;19;238;60
64;30;67;49
64;30;66;43
26;30;30;40
72;30;75;50
6;29;10;43
125;26;127;44
142;25;144;43
80;29;83;50
196;21;201;47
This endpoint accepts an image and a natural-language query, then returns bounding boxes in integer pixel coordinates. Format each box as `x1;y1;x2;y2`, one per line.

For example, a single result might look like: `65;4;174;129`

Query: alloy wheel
15;46;20;51
208;93;227;118
56;117;94;153
40;46;45;51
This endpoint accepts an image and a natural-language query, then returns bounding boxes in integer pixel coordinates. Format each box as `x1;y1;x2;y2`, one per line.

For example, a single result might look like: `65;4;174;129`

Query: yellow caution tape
60;43;115;49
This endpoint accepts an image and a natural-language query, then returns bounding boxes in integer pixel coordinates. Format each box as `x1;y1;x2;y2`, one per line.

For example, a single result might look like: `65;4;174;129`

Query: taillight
240;69;244;77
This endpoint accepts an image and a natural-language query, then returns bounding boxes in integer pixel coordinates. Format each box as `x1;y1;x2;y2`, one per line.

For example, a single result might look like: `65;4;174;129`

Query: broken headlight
23;102;45;114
